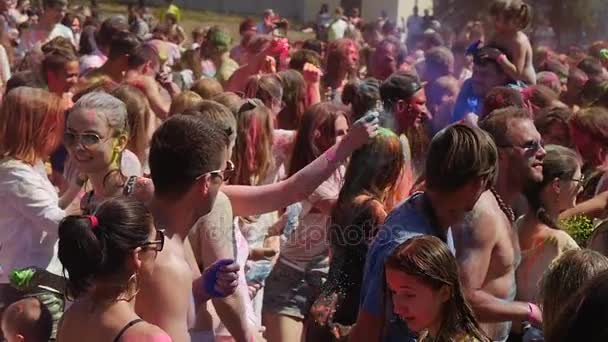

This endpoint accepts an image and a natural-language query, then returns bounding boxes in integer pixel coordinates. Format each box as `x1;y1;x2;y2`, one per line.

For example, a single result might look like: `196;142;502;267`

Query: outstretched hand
344;110;380;149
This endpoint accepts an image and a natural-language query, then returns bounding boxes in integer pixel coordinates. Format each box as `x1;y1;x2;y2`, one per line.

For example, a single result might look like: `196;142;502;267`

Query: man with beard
369;36;409;81
379;72;430;179
454;107;546;342
350;124;499;342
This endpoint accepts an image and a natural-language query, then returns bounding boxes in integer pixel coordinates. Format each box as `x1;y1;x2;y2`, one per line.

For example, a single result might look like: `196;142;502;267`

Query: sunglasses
140;229;165;252
196;160;235;182
64;132;108;147
498;140;545;153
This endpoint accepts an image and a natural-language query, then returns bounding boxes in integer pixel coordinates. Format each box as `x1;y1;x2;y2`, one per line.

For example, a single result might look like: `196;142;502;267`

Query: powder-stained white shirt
0;158;65;283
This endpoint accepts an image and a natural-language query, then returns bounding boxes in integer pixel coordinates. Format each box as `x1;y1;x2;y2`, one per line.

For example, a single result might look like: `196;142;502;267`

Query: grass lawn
73;1;314;45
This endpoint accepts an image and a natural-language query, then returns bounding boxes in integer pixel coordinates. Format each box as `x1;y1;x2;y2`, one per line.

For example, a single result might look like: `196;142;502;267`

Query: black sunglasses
140;229;165;252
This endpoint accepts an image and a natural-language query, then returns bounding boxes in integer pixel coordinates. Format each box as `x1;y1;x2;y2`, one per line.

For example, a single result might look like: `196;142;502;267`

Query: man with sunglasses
453;106;547;342
130;115;241;342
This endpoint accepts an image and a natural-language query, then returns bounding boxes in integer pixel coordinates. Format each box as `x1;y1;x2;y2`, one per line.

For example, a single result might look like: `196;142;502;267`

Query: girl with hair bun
57;196;171;341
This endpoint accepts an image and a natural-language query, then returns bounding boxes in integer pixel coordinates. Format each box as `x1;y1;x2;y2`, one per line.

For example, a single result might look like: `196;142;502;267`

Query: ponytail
58;197;152;299
58;215;106;299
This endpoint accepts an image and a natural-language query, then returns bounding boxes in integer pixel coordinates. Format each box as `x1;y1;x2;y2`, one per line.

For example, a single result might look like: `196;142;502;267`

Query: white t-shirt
0;158;65;283
18;23;75;59
80;50;107;75
328;18;348;41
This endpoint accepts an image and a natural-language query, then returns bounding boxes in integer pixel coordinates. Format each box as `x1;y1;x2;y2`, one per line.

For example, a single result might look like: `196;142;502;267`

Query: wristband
203;259;235;298
527;302;540;322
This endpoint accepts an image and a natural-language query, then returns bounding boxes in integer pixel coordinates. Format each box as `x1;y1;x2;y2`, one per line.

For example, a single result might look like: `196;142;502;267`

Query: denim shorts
263;259;326;320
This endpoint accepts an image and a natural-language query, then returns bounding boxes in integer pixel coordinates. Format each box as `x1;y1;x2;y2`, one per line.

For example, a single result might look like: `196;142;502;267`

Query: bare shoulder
122;322;172;341
150;248;193;285
457;191;502;244
516;31;532;48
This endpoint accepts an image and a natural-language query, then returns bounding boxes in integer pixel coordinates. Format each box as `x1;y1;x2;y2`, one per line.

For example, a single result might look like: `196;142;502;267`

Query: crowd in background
2;0;608;341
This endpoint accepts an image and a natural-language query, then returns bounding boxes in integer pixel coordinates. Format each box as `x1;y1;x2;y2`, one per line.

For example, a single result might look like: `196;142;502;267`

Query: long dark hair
58;197;152;299
334;128;403;210
330;128;404;251
524;145;581;229
288;102;348;177
546;270;608;342
385;236;490;342
277;69;307;130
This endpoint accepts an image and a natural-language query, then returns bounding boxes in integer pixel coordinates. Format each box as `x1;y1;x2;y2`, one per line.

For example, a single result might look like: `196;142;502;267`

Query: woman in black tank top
55;197;170;341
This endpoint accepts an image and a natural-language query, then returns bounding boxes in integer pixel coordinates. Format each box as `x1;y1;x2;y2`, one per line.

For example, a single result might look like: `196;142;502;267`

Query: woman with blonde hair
169;90;203;116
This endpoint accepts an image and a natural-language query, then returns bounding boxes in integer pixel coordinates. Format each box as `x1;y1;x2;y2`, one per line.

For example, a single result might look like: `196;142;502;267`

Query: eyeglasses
498;140;545;153
140;229;165;252
195;160;235;182
570;176;585;187
64;132;108;147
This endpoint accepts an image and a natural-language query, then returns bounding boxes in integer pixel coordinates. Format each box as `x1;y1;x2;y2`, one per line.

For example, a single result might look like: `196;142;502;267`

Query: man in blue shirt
350;124;499;342
452;46;519;123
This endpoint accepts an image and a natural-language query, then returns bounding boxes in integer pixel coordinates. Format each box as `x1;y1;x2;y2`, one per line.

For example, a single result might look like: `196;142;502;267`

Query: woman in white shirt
63;91;142;214
0;87;67;307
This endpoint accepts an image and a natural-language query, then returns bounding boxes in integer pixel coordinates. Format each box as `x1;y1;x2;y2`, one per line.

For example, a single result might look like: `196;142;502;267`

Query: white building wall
144;0;434;25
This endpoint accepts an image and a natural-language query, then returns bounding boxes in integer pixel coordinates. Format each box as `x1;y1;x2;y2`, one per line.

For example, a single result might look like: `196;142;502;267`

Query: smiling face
386;268;447;334
48;60;79;94
500;118;546;187
64;109;127;176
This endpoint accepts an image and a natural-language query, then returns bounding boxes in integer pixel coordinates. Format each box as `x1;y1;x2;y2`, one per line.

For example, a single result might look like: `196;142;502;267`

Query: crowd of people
2;0;608;341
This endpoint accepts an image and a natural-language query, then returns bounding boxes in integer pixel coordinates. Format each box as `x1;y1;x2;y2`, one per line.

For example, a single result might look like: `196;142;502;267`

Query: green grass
74;1;313;45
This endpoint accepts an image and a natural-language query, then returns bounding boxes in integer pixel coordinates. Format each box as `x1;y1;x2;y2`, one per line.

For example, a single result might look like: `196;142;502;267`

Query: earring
119;273;140;302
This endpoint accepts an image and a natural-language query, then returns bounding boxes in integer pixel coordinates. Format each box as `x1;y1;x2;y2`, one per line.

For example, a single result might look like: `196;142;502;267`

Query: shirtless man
454;107;545;341
135;111;378;341
136;115;238;342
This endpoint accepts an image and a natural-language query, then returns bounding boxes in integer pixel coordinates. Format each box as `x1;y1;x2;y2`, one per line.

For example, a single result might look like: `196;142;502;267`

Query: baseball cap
380;72;423;103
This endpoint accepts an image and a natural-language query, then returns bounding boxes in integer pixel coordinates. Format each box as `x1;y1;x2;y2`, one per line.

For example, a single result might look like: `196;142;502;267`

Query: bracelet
324;145;339;164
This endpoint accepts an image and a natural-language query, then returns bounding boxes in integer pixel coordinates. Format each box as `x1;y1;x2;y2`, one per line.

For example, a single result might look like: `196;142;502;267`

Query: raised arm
560;191;608;220
222;113;379;217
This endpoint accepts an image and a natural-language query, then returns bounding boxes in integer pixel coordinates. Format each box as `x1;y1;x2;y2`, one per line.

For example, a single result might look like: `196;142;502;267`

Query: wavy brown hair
385;236;490;342
288;102;349;177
